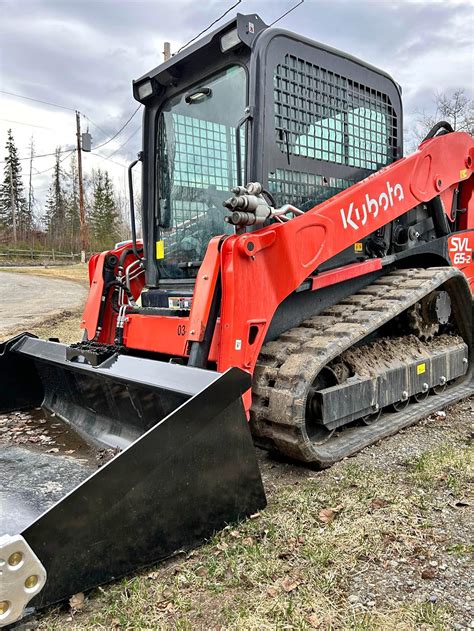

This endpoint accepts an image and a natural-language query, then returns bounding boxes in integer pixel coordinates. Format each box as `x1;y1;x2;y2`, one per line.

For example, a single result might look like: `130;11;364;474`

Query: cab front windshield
157;65;246;278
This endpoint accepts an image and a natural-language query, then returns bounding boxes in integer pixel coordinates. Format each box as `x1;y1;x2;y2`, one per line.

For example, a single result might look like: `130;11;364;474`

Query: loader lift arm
216;131;473;377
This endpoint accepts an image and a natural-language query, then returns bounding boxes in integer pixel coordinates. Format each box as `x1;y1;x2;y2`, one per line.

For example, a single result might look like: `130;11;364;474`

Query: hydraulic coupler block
223;182;272;228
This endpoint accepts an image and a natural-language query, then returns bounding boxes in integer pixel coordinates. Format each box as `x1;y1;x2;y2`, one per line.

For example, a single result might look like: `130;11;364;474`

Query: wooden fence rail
0;248;82;262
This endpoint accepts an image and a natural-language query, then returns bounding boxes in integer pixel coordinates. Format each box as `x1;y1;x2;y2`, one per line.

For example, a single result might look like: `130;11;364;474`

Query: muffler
0;333;266;627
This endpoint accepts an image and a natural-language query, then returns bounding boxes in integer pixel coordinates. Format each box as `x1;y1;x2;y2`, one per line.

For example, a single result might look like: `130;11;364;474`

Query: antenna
269;0;304;27
176;0;242;54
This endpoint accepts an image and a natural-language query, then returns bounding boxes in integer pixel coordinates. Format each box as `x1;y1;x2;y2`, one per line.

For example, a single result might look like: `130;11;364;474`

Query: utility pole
76;110;87;262
163;42;171;61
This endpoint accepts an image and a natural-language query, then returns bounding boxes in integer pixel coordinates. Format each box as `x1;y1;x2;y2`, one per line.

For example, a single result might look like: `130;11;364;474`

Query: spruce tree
89;168;104;250
0;129;28;244
44;148;67;248
90;169;120;250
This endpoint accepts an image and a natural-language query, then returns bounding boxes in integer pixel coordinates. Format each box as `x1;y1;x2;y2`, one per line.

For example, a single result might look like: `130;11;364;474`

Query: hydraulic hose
119;247;135;269
422;121;454;142
262;188;276;207
428;195;451;237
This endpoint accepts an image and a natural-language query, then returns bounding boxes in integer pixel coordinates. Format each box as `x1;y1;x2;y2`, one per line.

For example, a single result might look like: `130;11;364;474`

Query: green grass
37;422;474;629
407;443;473;495
446;543;474;556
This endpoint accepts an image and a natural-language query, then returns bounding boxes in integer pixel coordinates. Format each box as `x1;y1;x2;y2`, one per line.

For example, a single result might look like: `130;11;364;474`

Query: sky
1;0;473;214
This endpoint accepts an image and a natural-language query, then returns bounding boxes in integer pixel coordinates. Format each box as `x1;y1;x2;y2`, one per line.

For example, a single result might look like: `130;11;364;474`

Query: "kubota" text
340;181;405;230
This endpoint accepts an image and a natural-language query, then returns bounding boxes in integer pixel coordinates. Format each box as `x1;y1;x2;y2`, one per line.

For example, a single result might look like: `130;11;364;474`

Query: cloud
1;0;472;210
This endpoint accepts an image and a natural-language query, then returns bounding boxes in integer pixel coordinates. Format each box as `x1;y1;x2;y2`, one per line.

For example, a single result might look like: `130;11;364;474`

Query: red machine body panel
82;252;107;340
186;236;222;344
448;230;474;292
81;131;474;414
310;258;382;291
217;132;473;375
123;314;222;361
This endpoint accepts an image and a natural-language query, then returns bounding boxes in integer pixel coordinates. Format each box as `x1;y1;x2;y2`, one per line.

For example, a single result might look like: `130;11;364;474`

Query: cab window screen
270;53;397;210
274;54;396;171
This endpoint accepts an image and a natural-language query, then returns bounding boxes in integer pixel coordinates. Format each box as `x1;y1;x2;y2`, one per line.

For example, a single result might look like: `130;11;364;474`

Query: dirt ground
0;266;87;340
2;267;473;630
26;397;472;631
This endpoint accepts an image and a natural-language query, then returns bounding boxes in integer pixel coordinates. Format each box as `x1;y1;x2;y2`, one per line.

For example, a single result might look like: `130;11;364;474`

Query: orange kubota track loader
1;13;473;626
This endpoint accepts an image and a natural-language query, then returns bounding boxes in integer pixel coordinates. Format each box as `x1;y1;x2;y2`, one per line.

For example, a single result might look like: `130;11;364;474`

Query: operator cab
133;13;402;304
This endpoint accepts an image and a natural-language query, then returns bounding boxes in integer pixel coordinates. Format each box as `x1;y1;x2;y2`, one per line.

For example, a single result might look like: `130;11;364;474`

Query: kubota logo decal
449;236;472;265
340;181;405;230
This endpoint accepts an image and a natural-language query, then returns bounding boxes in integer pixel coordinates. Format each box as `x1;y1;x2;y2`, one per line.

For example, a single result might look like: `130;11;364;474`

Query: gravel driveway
0;271;87;339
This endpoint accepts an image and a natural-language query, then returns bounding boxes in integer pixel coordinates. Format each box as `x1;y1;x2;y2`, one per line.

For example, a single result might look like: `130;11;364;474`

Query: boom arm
215;131;473;375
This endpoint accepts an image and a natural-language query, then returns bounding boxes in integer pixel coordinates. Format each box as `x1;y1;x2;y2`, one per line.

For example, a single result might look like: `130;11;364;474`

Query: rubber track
250;267;472;466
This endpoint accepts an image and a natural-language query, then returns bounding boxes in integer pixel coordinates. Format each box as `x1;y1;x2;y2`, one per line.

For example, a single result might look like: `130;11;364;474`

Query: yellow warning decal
354;242;363;252
460;169;468;179
156;240;165;259
417;363;426;375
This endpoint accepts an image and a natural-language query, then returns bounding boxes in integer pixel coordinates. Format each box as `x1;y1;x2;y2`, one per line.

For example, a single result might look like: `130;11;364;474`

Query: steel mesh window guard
270;53;398;209
274;54;397;170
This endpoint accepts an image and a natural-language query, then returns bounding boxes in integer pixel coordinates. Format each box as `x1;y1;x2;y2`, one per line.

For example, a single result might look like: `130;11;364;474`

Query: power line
1;106;139;163
105;126;140;159
93;105;141;150
2;90;140;182
0;90;77;113
0;118;54;130
22;151;59;161
269;0;304;26
0;148;75;164
176;0;242;54
82;113;111;138
90;151;128;168
2;89;140;153
32;149;76;176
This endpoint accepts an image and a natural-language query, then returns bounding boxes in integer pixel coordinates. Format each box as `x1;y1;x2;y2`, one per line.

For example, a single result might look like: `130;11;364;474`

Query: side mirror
128;153;143;260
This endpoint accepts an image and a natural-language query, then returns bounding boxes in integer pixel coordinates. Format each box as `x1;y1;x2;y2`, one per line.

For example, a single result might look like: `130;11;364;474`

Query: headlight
137;80;154;101
220;28;241;52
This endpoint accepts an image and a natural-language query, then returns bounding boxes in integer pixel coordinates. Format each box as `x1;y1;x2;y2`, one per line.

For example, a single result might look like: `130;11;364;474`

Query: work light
220;28;241;52
136;79;154;101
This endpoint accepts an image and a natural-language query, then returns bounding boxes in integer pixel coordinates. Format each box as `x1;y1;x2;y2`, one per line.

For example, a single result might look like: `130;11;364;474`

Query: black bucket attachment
0;334;266;627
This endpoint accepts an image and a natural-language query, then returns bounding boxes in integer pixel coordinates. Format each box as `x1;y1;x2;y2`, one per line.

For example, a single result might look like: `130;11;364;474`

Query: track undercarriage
251;267;472;466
